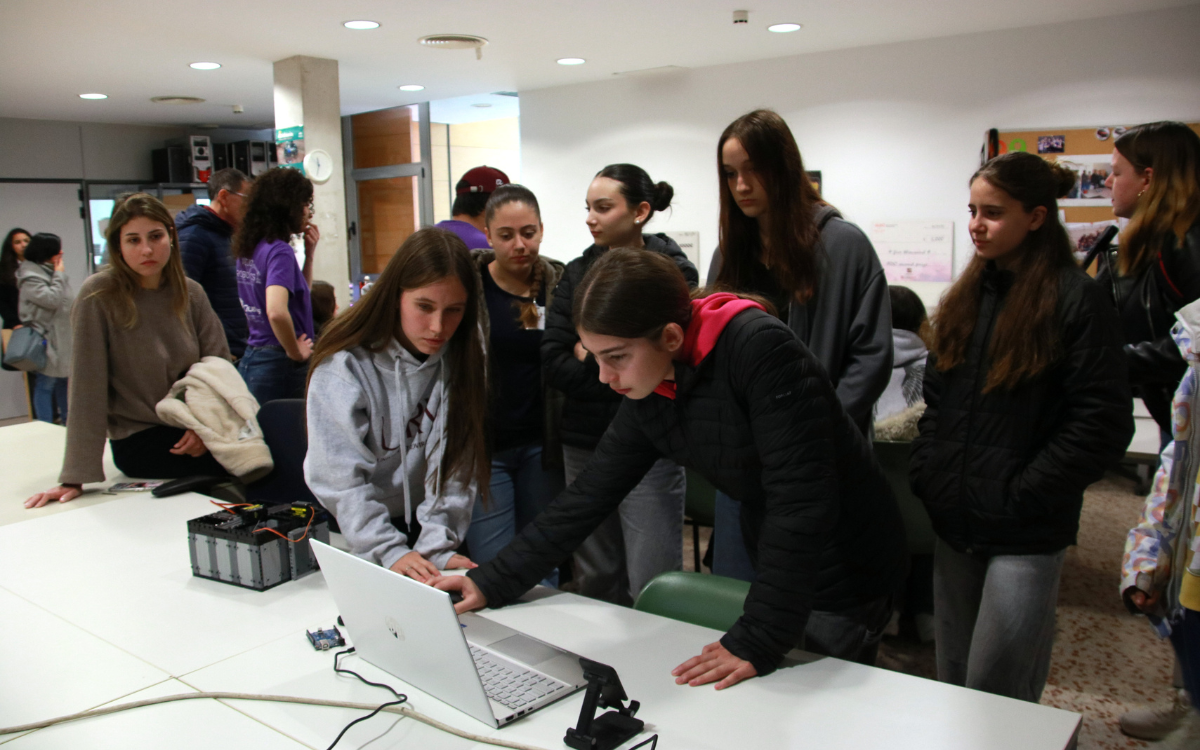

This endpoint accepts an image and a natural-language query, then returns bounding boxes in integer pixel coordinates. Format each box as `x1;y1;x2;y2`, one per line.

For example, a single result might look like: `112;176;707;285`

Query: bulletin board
994;123;1200;223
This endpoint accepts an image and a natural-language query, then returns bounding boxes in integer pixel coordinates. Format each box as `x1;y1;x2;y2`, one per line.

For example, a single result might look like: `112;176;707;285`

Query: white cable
0;691;552;750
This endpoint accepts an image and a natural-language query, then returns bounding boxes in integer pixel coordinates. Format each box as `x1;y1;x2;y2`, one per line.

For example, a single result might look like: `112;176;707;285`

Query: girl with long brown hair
304;227;489;581
1097;121;1200;434
26;193;231;508
435;247;906;688
465;185;566;579
707;109;893;581
910;152;1133;702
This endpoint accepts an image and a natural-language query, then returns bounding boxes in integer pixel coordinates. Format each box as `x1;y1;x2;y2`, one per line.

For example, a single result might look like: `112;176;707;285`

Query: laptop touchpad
490;634;560;667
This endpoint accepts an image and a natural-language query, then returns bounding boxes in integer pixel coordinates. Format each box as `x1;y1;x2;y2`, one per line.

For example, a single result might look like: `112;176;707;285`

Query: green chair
684;469;716;571
873;440;936;555
633;571;751;632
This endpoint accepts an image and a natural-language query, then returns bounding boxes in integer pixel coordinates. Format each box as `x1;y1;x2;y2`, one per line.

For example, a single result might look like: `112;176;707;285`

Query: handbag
3;325;47;372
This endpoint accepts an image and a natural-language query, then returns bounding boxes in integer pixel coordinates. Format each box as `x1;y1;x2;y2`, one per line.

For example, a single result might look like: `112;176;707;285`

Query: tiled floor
682;473;1176;749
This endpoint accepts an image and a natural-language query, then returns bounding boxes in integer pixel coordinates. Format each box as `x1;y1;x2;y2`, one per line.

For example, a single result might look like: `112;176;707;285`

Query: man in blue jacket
176;168;251;359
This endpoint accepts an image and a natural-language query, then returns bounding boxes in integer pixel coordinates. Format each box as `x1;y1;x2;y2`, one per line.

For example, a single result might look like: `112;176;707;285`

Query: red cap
456;166;510;195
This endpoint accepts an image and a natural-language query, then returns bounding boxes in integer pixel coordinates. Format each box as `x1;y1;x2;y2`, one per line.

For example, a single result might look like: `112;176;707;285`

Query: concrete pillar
273;55;350;308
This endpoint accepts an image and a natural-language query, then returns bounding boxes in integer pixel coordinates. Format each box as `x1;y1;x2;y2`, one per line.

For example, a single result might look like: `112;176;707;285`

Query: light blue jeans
467;443;564;587
933;539;1066;702
563;444;685;606
33;374;68;424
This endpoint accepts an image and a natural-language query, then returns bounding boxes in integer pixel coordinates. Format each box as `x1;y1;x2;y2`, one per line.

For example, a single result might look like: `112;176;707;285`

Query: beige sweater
60;272;231;485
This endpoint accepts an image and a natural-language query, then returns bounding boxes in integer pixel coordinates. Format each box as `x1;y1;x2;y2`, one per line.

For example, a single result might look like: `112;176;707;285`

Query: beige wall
431;117;520;224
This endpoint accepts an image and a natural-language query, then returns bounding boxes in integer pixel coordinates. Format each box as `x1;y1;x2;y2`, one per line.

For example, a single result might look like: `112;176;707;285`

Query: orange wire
252;508;315;543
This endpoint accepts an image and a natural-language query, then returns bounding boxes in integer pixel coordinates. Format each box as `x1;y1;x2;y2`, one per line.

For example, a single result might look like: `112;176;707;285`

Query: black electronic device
152;146;193;183
152;474;227;498
564;658;644;750
306;626;345;651
211;142;231;171
231;140;270;177
187;501;331;591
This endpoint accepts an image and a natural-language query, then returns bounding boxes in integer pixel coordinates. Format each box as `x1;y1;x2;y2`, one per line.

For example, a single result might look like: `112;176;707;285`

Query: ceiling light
472;103;492;108
768;23;802;33
189;62;221;70
557;58;585;66
150;96;206;105
398;84;425;92
79;93;107;100
343;20;380;30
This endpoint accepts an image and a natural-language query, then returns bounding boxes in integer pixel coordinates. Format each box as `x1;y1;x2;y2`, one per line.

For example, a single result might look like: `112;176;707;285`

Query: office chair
245;399;321;509
633;571;750;633
684;469;716;572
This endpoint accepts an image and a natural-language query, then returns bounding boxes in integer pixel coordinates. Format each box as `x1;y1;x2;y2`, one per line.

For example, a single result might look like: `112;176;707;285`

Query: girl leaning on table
435;247;907;689
910;152;1134;702
26;194;231;508
303;227;487;582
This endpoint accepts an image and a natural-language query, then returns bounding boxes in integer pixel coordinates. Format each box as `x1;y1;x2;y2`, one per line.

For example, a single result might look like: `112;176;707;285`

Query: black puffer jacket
471;309;907;677
542;233;699;449
176;205;248;359
911;264;1134;556
1094;221;1200;432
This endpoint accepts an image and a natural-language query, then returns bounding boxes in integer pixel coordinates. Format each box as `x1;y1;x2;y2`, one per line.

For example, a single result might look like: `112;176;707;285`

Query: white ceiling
1;0;1195;128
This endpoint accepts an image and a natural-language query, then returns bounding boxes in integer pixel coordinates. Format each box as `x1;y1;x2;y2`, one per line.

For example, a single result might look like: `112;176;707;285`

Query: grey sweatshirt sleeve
412;474;475;569
304;361;411;569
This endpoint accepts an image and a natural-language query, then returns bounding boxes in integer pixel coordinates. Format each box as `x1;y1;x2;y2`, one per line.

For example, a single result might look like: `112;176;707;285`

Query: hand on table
672;641;757;690
390;551;440;583
169;429;208;457
444;553;478;570
25;484;83;509
431;574;488;615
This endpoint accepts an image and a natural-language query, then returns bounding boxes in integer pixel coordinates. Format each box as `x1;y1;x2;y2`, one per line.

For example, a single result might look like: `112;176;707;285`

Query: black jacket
707;206;893;436
471;309;907;677
542;233;699;449
911;264;1133;556
176;206;248;359
1094;221;1200;432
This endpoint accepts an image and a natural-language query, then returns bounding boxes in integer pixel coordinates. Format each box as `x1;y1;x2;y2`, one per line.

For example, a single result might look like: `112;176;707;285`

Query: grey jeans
802;593;893;666
563;445;685;606
933;539;1066;702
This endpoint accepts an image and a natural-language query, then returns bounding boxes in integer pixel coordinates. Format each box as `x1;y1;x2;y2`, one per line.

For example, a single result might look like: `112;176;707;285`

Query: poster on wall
869;221;954;283
276;125;306;173
664;231;701;269
1053;154;1112;206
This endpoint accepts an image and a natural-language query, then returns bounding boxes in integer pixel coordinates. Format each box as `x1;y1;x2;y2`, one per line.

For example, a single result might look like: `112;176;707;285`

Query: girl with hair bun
437;247;907;687
707;109;895;582
541;163;699;605
465;185;567;581
911;152;1134;702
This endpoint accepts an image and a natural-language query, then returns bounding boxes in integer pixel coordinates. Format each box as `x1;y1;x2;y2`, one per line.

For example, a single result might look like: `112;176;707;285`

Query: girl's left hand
170;429;208;457
445;553;478;570
671;641;757;690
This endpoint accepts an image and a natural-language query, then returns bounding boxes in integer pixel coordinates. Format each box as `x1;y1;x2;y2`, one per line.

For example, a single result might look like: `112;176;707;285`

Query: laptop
310;540;588;727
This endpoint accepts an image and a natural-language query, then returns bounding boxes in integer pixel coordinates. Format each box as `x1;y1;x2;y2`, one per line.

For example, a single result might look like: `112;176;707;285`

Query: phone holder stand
564;657;644;750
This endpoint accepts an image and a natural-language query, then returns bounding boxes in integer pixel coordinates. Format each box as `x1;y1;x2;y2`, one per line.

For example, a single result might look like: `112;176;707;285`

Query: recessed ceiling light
557;58;585;66
79;93;107;100
189;62;221;70
343;20;380;30
768;23;802;33
398;84;425;92
471;103;492;108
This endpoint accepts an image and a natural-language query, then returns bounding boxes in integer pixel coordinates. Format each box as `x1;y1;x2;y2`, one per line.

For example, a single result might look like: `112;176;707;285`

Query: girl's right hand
1130;587;1161;613
390;551;439;583
53;254;65;273
25;484;82;509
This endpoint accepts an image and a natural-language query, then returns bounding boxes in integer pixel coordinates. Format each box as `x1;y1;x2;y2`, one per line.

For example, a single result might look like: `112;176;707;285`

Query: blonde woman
25;194;230;508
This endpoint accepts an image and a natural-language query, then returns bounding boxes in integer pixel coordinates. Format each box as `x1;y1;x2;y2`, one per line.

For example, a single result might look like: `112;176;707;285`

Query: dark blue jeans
467;443;564;587
1171;607;1200;709
33;374;68;424
238;345;307;405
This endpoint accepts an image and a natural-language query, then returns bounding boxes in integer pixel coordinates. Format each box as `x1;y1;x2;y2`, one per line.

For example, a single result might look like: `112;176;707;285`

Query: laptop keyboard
470;645;570;711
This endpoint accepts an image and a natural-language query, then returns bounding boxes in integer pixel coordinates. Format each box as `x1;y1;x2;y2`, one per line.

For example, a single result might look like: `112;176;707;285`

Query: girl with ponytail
465;185;567;580
437;247;907;688
911;151;1134;702
541;163;699;605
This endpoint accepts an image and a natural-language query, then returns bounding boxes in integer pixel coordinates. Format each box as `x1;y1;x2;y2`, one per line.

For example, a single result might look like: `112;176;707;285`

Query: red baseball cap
456;166;510;195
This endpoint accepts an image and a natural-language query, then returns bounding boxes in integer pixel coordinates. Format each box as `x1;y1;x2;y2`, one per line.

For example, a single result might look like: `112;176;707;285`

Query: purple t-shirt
435;219;490;250
237;239;314;347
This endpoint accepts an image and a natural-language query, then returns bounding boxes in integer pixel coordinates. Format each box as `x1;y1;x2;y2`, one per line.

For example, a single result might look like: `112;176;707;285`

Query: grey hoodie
304;339;474;569
875;328;927;421
16;260;74;378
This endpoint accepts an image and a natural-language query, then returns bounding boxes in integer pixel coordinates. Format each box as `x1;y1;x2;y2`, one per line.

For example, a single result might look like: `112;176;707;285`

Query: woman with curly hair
233;167;320;403
25;194;230;508
1;227;32;329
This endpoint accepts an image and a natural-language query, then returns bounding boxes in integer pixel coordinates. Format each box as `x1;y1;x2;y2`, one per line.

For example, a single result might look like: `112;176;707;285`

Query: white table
0;423;1082;749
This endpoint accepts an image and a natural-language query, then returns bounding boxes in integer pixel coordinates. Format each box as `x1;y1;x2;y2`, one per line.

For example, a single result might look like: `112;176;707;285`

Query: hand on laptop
431;575;487;615
671;641;757;690
390;551;440;583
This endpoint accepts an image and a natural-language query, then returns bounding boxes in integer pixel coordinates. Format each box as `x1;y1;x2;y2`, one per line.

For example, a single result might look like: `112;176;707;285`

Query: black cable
629;735;659;750
326;647;409;750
